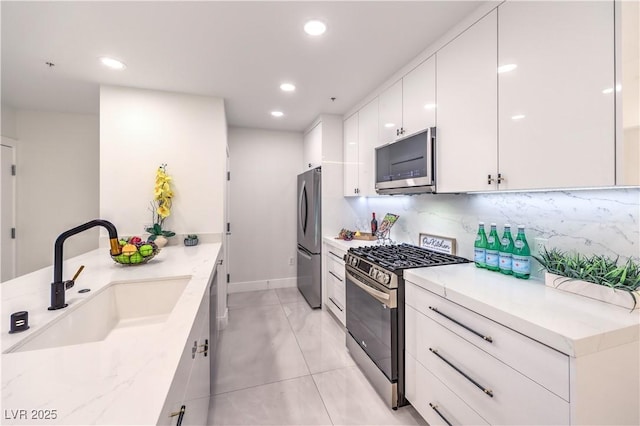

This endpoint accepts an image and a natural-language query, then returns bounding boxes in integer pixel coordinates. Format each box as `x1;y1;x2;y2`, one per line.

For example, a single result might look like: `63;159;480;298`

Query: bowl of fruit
111;236;160;265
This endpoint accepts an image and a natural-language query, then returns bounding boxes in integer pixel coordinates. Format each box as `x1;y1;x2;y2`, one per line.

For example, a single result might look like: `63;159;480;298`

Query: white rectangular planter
545;272;640;311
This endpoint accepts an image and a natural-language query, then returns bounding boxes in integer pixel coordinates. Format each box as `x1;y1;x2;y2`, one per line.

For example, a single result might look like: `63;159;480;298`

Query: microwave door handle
346;270;390;305
428;127;435;184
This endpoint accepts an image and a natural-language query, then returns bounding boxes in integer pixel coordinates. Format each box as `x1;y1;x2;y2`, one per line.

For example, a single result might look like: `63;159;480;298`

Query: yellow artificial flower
157;204;170;218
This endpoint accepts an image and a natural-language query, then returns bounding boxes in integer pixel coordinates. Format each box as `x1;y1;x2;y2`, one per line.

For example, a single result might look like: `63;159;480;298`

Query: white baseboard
228;277;296;293
217;307;228;330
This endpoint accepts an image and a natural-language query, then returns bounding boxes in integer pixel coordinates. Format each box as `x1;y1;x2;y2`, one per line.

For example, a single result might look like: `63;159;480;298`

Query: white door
357;97;379;197
498;1;615;190
436;10;498;193
219;144;230;328
378;80;403;146
343;113;359;196
402;55;436;136
1;140;16;282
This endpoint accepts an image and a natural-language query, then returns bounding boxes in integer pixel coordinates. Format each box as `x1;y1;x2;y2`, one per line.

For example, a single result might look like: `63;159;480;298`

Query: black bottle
371;213;378;235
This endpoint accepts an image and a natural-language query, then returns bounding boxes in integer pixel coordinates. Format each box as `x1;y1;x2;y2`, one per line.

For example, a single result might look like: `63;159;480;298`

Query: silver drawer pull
329;297;344;312
429;348;494;398
429;403;453;426
329;251;343;260
328;271;343;282
429;306;493;343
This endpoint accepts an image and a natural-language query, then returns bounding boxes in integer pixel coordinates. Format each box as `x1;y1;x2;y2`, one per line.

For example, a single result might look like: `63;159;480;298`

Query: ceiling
1;1;485;132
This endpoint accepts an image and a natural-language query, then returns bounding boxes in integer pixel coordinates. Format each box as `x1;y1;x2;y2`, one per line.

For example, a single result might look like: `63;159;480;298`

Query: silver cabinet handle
328;251;343;260
328;271;343;282
428;306;492;343
329;297;344;312
429;348;493;398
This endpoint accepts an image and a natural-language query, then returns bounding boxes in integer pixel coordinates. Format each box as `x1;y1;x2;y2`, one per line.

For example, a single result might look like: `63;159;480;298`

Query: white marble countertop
404;264;640;357
1;243;222;425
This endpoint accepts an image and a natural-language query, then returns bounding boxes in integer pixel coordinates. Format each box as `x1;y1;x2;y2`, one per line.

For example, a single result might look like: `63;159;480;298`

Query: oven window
346;274;398;381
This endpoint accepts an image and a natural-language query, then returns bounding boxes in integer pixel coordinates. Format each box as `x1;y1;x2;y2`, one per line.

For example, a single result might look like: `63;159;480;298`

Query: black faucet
49;219;122;310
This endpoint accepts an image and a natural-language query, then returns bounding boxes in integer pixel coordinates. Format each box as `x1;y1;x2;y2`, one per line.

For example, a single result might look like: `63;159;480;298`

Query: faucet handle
71;265;85;282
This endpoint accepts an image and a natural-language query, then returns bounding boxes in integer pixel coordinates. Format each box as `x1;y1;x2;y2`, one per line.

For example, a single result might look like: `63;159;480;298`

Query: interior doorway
1;138;17;282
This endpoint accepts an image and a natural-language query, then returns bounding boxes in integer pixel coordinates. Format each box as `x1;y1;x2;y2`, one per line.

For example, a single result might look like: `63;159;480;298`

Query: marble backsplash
344;188;639;277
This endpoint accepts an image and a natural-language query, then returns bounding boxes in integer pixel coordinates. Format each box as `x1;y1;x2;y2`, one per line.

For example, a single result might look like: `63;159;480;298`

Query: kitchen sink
6;276;190;353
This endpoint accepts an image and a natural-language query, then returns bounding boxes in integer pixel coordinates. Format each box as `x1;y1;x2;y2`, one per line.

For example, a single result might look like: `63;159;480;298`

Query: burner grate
350;243;468;271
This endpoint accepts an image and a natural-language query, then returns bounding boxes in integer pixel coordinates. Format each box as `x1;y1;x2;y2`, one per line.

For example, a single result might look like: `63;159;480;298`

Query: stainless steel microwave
375;127;436;195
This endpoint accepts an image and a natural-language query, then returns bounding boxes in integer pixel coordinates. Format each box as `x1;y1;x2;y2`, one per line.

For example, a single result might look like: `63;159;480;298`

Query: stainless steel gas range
344;243;469;409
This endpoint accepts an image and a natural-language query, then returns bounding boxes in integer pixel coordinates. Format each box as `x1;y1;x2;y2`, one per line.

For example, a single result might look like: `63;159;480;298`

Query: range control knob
381;274;391;285
350;257;358;267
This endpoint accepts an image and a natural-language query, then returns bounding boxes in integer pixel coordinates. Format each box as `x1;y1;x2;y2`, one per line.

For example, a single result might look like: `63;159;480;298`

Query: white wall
13;110;100;276
99;86;226;240
341;188;640;278
227;127;303;291
1;105;18;139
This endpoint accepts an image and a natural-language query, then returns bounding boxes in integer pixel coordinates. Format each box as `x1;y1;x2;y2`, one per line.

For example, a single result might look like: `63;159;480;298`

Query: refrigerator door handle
297;246;312;260
299;182;308;236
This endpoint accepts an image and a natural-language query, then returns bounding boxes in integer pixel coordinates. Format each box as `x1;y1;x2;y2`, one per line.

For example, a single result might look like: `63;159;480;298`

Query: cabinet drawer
406;352;489;426
327;270;345;314
406;281;569;401
408;306;570;425
327;251;345;279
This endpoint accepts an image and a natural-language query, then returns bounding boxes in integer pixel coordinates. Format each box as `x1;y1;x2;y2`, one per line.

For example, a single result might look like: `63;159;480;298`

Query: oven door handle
346;270;390;304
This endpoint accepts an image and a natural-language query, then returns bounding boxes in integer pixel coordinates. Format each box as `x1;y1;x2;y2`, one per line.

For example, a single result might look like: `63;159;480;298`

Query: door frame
1;137;17;281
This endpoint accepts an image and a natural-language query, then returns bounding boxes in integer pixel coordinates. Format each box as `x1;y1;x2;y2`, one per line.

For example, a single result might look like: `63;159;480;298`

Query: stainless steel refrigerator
297;167;322;308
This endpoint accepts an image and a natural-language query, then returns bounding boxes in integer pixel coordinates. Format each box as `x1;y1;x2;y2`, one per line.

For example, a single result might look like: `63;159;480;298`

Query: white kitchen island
2;243;222;425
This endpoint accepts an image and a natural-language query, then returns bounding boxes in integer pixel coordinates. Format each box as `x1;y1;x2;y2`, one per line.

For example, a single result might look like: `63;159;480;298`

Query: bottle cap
518;224;525;229
490;222;497;226
504;223;511;228
479;221;484;225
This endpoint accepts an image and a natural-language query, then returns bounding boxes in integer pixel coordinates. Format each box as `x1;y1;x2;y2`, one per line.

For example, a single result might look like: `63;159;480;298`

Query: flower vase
155;235;168;248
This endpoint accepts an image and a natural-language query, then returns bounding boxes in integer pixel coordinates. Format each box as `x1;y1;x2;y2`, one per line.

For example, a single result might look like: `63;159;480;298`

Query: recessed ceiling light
498;64;517;73
280;83;296;92
271;111;284;117
304;20;327;36
511;114;526;120
384;123;395;128
100;57;126;70
424;103;437;110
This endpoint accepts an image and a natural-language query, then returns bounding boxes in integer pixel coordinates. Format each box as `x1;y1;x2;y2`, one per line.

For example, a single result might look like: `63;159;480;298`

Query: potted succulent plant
184;234;199;246
534;247;640;310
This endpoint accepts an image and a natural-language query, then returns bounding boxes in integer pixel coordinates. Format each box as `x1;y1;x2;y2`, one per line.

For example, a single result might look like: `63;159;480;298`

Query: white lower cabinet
323;244;347;325
158;287;210;425
405;281;571;425
406;352;489;426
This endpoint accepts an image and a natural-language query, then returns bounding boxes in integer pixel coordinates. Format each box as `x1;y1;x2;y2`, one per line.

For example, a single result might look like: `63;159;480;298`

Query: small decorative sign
419;233;456;255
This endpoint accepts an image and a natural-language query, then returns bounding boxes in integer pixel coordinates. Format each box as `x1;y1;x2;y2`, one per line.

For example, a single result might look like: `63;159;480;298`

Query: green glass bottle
499;224;515;275
474;222;488;268
485;223;500;271
512;225;531;279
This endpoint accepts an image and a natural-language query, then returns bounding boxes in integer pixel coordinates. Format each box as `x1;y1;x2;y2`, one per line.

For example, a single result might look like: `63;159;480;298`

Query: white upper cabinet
378;80;403;146
436;10;498;193
303;122;322;170
343;113;359;196
403;56;436;137
498;1;615;190
344;98;378;197
378;57;437;147
357;98;378;196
